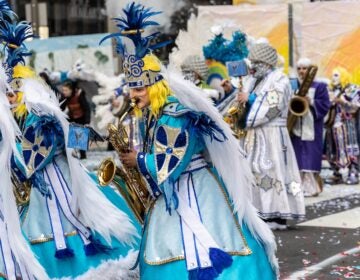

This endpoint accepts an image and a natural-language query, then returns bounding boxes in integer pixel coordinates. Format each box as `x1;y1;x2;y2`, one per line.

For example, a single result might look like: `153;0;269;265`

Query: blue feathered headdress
203;31;248;64
0;20;34;80
0;1;16;22
100;2;170;88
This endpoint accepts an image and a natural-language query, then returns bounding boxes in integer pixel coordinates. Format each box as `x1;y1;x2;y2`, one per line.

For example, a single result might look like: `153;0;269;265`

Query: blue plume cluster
0;1;16;21
0;1;34;73
0;20;33;67
100;2;170;59
203;31;248;64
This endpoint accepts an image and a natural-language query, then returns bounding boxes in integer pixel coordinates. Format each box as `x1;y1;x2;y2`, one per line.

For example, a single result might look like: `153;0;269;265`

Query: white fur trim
56;250;139;280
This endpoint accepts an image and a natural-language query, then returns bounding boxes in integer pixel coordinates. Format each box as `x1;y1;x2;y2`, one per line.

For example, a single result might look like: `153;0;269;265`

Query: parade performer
0;65;48;280
1;18;140;279
238;43;305;229
104;3;278;280
202;26;249;107
290;58;330;196
324;67;360;185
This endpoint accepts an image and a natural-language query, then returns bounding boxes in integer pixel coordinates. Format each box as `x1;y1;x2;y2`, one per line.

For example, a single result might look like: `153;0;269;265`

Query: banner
299;1;360;82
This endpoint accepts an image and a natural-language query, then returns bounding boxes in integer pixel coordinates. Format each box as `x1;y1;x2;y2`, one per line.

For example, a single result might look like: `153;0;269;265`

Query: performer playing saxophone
239;43;305;230
290;58;330;196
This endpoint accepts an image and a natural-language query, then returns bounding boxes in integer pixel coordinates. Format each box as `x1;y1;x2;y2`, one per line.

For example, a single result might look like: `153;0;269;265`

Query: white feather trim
0;68;48;279
21;78;138;245
162;66;279;275
57;250;139;280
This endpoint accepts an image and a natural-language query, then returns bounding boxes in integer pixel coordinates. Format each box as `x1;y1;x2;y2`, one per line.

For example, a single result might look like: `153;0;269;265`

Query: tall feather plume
0;20;34;68
100;2;170;59
0;1;17;22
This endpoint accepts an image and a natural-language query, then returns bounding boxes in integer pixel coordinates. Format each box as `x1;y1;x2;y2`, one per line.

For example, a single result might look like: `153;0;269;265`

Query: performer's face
129;86;150;109
297;66;308;81
6;91;17;105
250;60;270;79
332;72;341;86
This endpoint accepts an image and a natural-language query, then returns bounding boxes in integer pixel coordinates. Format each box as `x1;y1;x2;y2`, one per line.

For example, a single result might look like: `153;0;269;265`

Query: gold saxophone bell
289;95;309;117
287;65;318;132
97;97;150;224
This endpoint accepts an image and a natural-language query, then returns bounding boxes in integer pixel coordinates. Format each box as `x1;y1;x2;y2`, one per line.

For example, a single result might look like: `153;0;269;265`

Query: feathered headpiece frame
203;30;248;65
0;7;34;83
100;2;170;88
0;1;16;22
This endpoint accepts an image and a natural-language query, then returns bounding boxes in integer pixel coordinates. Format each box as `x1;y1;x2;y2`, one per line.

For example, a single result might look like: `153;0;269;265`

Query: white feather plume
0;67;48;279
21;78;138;245
162;66;279;274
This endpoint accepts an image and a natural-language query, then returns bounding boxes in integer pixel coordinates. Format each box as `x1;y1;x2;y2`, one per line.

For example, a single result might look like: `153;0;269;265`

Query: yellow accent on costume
11;65;36;118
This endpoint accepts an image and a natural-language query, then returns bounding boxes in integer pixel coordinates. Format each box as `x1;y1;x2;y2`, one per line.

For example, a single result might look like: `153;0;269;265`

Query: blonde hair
12;65;36;118
135;54;172;117
331;66;351;89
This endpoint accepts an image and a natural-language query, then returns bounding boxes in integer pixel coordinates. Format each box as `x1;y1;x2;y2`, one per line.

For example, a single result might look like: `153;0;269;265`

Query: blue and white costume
0;67;48;280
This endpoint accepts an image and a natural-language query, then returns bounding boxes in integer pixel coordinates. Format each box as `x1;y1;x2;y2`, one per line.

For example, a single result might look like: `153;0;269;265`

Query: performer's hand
221;79;233;94
119;149;138;168
237;92;249;104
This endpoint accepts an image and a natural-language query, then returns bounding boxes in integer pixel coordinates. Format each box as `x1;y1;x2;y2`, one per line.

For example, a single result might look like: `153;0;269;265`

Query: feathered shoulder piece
100;2;170;88
203;30;248;65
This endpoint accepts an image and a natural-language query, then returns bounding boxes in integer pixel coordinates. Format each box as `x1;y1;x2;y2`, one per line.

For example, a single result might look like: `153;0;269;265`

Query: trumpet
97;98;150;224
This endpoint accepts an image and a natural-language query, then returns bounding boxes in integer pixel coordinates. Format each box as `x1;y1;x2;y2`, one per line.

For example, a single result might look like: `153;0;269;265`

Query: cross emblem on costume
22;126;52;177
154;125;188;184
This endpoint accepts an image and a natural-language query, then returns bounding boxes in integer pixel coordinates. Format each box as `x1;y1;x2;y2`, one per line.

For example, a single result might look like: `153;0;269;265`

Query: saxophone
287;65;318;133
97;98;150;224
225;77;248;138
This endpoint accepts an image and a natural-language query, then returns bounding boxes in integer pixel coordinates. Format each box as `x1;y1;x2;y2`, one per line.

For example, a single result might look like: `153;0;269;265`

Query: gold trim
144;168;252;265
30;231;78;244
121;29;144;35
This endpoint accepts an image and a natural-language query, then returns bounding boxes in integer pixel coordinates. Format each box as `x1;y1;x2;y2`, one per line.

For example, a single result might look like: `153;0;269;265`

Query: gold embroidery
29;231;78;244
144;168;252;266
154;126;188;184
22;133;51;176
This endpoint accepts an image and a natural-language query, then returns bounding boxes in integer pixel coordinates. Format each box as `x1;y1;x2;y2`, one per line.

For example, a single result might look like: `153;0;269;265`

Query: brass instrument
11;173;31;206
97;98;150;224
287;65;318;132
226;78;248;138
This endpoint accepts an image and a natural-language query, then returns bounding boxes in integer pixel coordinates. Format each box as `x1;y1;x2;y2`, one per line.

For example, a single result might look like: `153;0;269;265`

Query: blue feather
0;20;34;68
99;2;169;59
0;1;17;22
203;30;248;64
185;111;227;142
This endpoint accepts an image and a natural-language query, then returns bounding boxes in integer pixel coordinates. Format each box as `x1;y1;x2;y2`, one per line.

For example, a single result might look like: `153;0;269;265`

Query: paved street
83;150;360;280
277;184;360;280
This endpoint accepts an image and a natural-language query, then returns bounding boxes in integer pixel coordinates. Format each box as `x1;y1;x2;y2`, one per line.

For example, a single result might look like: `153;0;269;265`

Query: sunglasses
297;67;308;70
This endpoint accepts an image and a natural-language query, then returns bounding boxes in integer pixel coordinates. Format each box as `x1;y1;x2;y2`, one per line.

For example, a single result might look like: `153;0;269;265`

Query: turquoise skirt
140;224;276;280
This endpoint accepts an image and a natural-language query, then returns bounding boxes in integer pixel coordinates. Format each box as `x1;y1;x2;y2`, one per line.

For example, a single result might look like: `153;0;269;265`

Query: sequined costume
0;68;48;280
103;3;279;280
243;43;305;222
0;16;140;278
324;67;360;185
